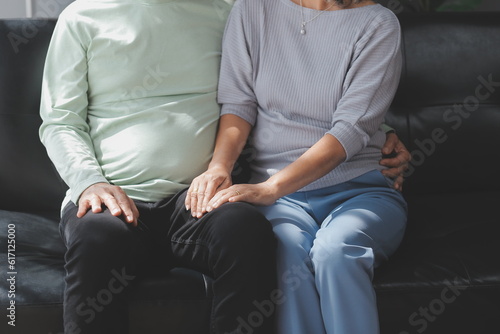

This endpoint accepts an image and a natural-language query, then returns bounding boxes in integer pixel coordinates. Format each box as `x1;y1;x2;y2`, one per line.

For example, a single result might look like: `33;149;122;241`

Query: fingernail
206;206;212;212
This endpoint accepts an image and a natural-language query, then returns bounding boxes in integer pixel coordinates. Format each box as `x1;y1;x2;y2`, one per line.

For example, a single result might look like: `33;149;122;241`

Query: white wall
0;0;27;18
0;0;74;19
31;0;74;18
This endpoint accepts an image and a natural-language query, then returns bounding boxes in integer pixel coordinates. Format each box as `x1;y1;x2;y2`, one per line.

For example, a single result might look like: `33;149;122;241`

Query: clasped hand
185;165;278;218
186;132;410;219
185;165;231;218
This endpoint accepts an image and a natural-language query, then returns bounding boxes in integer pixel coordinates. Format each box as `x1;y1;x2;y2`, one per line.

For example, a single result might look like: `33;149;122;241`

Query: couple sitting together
40;0;409;333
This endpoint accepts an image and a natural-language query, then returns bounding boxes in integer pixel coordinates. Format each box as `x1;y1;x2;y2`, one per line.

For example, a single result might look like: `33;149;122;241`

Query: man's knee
212;202;274;241
199;203;275;265
62;208;137;253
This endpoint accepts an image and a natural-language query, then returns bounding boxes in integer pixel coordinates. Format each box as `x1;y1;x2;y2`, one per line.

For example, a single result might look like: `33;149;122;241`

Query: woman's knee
310;233;376;277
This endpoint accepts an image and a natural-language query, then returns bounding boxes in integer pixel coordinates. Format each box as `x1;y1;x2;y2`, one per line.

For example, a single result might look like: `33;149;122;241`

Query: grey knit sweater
218;0;402;191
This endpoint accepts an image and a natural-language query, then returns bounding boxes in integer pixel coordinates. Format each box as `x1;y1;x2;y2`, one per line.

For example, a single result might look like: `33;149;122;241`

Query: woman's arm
266;134;346;197
205;133;346;211
185;114;252;217
186;1;258;217
203;130;410;212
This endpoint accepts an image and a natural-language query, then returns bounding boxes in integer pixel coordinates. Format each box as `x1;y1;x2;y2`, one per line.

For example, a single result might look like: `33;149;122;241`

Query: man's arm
39;12;138;224
380;132;411;191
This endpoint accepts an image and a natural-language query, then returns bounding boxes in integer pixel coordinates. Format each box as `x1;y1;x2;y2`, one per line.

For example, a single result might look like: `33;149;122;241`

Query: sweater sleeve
217;1;258;126
327;12;402;161
39;11;108;205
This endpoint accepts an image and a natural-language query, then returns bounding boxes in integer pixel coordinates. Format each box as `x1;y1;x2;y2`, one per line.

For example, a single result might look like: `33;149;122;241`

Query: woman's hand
185;165;233;218
186;114;254;218
380;132;411;191
206;182;278;213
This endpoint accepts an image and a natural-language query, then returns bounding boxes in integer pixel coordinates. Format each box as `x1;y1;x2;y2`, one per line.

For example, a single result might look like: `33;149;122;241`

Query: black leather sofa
1;12;499;334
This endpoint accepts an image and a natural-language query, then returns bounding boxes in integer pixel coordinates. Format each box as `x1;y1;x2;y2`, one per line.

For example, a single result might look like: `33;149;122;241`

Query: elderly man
40;1;276;333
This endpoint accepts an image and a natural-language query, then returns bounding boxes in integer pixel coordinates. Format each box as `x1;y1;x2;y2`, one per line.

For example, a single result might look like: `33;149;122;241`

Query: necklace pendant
299;0;336;36
300;23;306;35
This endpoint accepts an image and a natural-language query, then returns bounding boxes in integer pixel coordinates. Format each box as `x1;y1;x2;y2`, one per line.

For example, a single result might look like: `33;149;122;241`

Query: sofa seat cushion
375;190;500;288
0;210;65;305
373;191;500;334
0;210;213;333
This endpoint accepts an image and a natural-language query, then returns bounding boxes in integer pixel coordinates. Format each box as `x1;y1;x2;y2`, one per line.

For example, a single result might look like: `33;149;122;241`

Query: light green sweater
39;0;233;208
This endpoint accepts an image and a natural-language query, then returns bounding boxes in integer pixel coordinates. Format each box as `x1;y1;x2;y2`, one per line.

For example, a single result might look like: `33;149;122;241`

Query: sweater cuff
70;175;110;205
327;121;366;161
380;123;395;134
221;103;258;126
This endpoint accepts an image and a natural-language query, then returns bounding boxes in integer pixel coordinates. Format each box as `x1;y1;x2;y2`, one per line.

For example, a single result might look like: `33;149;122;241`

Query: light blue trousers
258;170;407;334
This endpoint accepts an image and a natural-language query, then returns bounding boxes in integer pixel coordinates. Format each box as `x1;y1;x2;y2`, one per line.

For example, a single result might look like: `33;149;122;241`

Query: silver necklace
299;0;336;35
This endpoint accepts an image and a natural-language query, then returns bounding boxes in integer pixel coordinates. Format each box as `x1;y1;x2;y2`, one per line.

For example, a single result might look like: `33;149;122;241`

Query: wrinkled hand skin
185;165;232;218
77;182;139;226
205;182;278;214
380;132;411;191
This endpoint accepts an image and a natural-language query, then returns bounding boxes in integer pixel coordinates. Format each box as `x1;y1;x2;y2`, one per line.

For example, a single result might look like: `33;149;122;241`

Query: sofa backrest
387;12;500;196
0;19;65;212
1;13;499;212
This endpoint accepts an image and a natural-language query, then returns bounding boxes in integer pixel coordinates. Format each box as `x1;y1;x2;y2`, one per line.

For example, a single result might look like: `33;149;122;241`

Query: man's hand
77;183;139;226
380;132;411;191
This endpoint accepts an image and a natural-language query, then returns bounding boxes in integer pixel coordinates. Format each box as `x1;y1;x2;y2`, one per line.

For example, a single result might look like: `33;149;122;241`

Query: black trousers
60;189;277;334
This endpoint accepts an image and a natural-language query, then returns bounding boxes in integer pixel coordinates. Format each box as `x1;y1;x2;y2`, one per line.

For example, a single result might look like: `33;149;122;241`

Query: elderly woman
187;0;408;333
